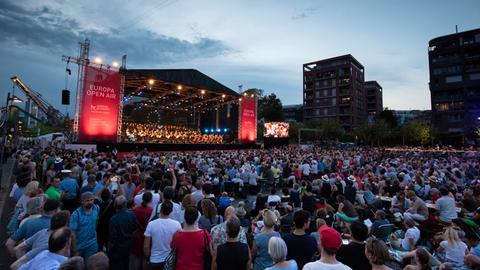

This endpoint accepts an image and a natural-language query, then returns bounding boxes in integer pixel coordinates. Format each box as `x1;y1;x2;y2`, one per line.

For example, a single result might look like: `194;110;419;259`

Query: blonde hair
24;181;40;196
263;209;278;228
444;227;461;248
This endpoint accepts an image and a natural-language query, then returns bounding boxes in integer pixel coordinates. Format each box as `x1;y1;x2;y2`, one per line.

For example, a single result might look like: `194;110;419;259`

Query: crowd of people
3;145;480;270
122;123;224;144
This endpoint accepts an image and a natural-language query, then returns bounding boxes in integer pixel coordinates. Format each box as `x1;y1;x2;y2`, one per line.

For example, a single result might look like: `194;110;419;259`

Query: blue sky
0;0;479;114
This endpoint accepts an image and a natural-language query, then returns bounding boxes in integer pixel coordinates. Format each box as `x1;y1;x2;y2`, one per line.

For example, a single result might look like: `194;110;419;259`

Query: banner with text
78;65;121;143
238;95;257;142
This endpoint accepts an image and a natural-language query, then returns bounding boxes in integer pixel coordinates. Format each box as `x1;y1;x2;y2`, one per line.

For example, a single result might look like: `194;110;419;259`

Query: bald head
224;206;236;219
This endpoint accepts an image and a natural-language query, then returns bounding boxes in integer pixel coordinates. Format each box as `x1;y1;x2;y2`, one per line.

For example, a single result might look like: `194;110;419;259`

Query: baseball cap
319;226;342;251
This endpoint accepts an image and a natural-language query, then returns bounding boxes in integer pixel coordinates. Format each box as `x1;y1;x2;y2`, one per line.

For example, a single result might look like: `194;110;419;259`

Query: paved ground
0;159;17;269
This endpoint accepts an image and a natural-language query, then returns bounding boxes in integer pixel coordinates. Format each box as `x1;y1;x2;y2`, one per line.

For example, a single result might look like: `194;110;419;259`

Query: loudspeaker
62;89;70;105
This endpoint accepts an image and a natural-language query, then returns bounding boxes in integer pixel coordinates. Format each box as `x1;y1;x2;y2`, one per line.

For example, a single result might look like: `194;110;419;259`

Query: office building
282;104;303;122
365;81;383;117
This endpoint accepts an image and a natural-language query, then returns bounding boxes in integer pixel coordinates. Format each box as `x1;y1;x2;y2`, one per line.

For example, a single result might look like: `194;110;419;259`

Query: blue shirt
266;260;298;270
11;215;51;241
19;250;67;270
253;231;281;270
70;205;99;249
93;182;105;195
60;178;78;200
471;243;480;257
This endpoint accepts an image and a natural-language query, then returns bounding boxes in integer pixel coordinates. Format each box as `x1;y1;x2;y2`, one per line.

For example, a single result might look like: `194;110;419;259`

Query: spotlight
210;129;214;133
243;92;247;96
217;128;221;132
223;128;228;132
239;98;242;101
221;94;226;98
93;57;102;64
148;79;155;85
205;128;209;133
177;85;183;90
201;89;206;95
251;94;254;98
112;61;119;68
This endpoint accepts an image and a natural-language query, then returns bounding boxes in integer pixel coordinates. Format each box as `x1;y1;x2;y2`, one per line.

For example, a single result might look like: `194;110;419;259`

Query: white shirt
144;218;181;263
303;260;352;270
440;240;467;263
150;201;183;223
302;164;311;176
134;191;161;210
402;226;420;250
267;194;281;204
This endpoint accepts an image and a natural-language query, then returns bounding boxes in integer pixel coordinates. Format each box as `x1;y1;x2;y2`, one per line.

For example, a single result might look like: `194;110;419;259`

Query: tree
401;119;432;145
377;108;398;128
303;119;345;141
355;120;391;146
258;93;284;122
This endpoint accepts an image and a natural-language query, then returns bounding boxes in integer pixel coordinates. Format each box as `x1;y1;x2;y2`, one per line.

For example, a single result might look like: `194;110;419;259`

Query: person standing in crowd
265;237;298;270
199;199;223;233
6;199;60;256
18;227;73;270
86;252;110;270
120;173;136;201
131;192;153;270
252;210;280;270
108;195;137;270
80;175;97;195
404;191;429;222
303;226;352;270
336;221;371;270
97;189;116;252
154;186;182;223
435;187;458;223
70;192;99;259
364;238;392;270
213;216;250;270
173;207;212;270
282;210;317;270
60;169;79;213
211;206;248;250
144;201;181;269
45;177;61;201
10;210;71;270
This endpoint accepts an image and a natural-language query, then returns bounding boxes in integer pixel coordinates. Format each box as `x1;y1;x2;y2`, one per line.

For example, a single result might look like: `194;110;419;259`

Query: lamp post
0;92;22;165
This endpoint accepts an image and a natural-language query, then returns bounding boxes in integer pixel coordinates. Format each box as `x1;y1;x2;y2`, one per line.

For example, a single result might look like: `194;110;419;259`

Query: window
445;75;462;83
315;90;320;98
315;109;320;116
435;103;449;111
324;108;328;116
331;88;336;96
469;73;480;80
332;98;336;105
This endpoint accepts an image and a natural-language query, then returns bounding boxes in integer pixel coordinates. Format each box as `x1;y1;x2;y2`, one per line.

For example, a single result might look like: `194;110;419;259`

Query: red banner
238;95;257;142
78;65;121;143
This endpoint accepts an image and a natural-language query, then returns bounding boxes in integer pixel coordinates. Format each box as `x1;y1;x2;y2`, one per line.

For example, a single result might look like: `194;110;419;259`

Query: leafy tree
258;93;284;122
401;119;432;145
355;120;391;146
377;108;398;128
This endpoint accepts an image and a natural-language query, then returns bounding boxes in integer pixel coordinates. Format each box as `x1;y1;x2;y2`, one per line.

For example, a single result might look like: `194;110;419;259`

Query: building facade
428;28;480;145
282;104;303;122
365;81;383;117
393;110;431;125
303;54;366;131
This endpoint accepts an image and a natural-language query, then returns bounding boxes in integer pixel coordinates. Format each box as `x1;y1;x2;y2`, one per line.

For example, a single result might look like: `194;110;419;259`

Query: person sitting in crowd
404;191;429;222
390;217;420;251
370;210;391;236
435;187;458;223
335;195;359;225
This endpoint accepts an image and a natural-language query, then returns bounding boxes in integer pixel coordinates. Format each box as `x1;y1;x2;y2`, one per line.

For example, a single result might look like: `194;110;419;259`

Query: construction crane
10;76;66;126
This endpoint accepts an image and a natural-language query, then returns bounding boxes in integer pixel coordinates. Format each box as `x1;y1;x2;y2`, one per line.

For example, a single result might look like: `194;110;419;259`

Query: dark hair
101;189;111;201
336;195;345;203
49;227;72;253
145;177;155;190
51;211;70;230
86;252;109;270
160;200;173;216
184;206;199;225
439;187;449;196
141;192;153;207
203;183;212;195
293;210;310;229
306;185;313;192
350;221;368;242
270;187;277;195
226;216;241;238
163;186;175;200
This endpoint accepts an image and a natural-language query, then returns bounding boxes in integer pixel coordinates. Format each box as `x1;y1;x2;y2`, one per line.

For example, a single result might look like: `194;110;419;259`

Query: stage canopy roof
123;69;240;113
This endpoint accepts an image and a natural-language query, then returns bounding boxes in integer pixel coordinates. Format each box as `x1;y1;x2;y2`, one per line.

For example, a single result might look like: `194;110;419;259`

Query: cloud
0;0;230;66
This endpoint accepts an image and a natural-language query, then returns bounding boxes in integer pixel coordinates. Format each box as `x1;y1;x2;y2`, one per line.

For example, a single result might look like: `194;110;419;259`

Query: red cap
319;226;342;251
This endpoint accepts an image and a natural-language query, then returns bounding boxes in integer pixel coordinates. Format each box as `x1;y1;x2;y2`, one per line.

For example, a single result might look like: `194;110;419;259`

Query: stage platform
95;142;261;153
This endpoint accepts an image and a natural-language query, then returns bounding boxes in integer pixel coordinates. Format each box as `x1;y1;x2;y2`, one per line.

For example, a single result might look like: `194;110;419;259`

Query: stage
95;142;261;153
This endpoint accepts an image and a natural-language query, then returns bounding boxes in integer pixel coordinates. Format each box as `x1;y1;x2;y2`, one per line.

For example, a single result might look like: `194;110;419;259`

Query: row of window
434;101;464;111
444;73;480;83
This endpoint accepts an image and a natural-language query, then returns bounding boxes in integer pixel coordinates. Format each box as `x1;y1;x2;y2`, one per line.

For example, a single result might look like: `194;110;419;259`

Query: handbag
163;232;178;270
202;229;212;270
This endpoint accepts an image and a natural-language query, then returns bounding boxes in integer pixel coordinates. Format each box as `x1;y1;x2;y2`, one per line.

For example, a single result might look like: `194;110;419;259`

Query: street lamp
1;92;23;165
